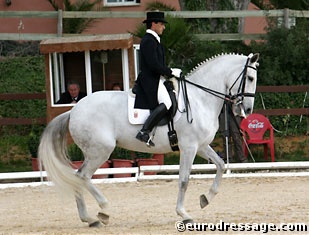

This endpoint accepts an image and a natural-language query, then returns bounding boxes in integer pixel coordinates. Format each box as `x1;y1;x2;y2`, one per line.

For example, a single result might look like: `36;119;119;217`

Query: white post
59;53;65;93
84;50;92;94
52;52;60;103
122;48;130;91
133;44;140;80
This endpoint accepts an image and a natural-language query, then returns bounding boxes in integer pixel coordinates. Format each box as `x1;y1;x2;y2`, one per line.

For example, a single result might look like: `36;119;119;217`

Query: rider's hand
171;68;182;79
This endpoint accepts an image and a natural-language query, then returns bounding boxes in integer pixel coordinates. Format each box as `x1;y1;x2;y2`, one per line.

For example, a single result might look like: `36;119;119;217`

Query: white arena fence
1;162;309;189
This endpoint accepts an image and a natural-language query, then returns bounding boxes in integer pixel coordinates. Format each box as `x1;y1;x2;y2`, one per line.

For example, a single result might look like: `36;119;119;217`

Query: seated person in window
56;81;86;104
112;82;122;91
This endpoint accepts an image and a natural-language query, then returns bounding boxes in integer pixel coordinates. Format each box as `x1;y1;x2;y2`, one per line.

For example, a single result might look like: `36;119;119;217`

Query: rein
179;58;257;123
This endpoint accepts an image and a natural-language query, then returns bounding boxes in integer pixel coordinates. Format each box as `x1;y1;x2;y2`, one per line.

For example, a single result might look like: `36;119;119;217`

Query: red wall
83;0;181;35
243;3;268;44
244;3;268;34
0;0;180;35
0;1;266;39
0;0;58;34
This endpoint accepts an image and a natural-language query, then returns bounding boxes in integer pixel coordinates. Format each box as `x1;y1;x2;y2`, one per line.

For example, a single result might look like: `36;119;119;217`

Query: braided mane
186;52;243;77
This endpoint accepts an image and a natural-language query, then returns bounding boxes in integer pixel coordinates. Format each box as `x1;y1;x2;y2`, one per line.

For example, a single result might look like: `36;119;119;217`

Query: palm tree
131;2;200;73
48;0;104;34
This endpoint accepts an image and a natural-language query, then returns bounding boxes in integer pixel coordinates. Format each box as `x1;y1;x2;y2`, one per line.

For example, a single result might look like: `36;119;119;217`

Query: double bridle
179;57;257;123
228;57;257;101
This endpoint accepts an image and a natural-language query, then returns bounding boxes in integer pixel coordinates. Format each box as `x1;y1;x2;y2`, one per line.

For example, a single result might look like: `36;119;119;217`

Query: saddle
128;78;180;151
129;78;180;125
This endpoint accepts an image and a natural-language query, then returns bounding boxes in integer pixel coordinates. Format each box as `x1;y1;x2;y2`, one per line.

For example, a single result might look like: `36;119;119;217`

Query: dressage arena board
0;176;308;234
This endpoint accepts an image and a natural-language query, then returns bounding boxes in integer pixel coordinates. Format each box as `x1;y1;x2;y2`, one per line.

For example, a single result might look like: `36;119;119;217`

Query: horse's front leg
176;147;196;223
197;145;225;208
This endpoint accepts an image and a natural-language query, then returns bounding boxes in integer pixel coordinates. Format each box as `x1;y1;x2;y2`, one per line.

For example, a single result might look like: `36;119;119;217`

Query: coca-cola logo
248;119;264;132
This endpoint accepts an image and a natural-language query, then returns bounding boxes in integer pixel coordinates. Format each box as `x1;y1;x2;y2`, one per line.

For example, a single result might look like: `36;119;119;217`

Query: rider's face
151;22;166;36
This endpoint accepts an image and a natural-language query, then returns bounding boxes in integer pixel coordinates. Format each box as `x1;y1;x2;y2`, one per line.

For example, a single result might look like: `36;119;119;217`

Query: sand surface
0;177;308;234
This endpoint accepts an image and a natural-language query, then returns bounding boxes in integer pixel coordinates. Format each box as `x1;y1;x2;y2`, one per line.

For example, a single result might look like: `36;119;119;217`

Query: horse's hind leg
176;147;196;223
198;145;225;208
75;160;110;227
85;182;109;225
74;178;109;227
76;192;103;227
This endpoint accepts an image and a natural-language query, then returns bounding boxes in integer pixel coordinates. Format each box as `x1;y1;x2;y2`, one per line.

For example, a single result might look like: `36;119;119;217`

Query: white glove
171;68;182;79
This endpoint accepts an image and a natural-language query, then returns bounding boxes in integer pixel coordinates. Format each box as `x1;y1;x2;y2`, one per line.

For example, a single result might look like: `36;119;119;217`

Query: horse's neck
185;55;244;120
186;62;226;116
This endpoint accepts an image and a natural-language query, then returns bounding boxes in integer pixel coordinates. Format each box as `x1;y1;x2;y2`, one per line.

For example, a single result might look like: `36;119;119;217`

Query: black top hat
143;11;168;24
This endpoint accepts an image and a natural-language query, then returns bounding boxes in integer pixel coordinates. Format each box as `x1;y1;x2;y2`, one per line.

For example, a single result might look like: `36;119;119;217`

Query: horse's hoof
200;194;209;208
89;220;102;228
97;212;109;225
183;219;194;225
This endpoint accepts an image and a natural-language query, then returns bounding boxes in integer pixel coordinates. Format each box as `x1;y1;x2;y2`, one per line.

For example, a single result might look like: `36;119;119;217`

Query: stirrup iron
146;135;155;147
146;127;156;147
136;131;155;147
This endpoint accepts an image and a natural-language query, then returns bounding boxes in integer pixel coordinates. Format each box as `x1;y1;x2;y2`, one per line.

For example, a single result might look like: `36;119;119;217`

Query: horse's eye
248;76;254;82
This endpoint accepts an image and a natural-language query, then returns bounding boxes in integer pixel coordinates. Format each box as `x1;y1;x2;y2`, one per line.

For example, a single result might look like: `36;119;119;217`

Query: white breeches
158;77;172;110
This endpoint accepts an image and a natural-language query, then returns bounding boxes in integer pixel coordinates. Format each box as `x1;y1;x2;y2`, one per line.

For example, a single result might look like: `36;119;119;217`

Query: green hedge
0;56;46;119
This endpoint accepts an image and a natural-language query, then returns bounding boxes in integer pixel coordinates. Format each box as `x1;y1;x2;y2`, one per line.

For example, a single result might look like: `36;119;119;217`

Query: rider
134;11;182;147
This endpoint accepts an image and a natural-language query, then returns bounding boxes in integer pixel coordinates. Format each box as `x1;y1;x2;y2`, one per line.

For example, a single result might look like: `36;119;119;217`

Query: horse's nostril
246;108;252;114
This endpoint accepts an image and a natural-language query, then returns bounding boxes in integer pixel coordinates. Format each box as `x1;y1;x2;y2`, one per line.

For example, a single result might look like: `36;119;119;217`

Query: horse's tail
38;111;85;196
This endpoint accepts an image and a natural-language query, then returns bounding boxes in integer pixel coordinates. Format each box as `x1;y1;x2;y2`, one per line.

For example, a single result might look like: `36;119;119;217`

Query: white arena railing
0;162;309;189
138;162;309;180
0;167;139;189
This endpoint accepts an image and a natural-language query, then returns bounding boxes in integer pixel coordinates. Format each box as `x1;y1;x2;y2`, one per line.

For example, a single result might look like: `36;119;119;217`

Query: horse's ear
250;53;259;63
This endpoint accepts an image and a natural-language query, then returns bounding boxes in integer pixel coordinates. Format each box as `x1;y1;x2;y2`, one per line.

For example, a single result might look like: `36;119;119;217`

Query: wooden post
57;9;63;37
283;8;290;29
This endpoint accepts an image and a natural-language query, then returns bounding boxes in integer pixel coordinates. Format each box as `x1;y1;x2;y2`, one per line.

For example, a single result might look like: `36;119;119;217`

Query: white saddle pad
128;95;150;124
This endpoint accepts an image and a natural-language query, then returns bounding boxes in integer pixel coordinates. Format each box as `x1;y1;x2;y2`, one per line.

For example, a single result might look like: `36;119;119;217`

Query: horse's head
229;53;259;118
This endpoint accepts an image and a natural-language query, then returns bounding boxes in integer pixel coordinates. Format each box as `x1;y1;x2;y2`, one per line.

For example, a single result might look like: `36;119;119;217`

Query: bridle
228;57;257;102
179;57;258;123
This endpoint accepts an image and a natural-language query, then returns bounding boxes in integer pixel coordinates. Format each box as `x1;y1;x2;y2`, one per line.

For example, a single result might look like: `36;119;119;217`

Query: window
104;0;140;7
49;49;130;106
49;51;87;106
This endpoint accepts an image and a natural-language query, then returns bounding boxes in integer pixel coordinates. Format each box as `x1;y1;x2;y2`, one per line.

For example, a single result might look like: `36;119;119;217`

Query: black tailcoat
134;33;172;110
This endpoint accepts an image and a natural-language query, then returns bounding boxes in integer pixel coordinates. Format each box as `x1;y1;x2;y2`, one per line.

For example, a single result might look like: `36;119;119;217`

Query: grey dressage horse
39;53;259;227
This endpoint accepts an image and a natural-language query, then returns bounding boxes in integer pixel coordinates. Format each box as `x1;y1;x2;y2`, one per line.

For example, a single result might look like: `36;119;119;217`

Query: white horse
39;53;259;227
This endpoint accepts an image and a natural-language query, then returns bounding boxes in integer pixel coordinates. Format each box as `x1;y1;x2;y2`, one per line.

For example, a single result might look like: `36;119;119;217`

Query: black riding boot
136;103;168;147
